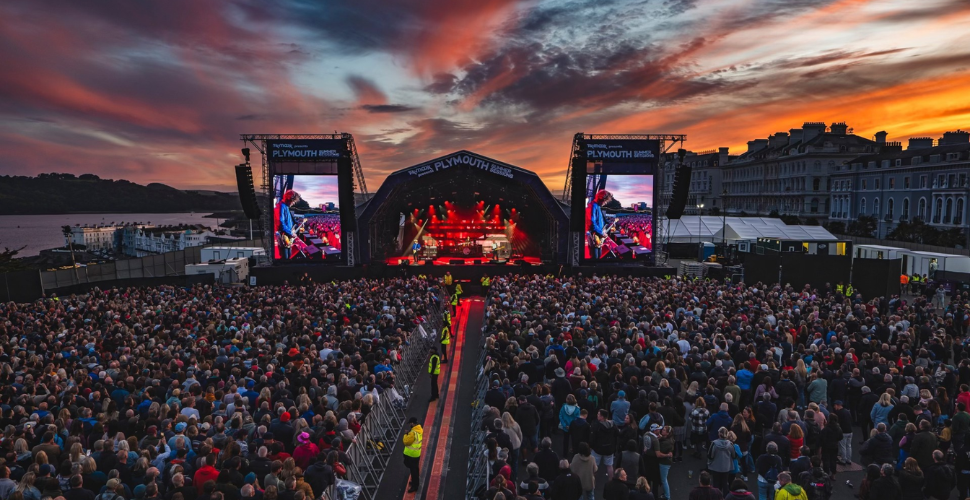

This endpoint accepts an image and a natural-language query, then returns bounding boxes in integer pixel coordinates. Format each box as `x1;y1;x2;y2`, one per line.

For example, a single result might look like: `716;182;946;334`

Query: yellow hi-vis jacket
403;425;423;457
455;283;463;295
443;310;452;326
429;354;440;375
444;274;453;285
481;276;491;286
440;326;451;345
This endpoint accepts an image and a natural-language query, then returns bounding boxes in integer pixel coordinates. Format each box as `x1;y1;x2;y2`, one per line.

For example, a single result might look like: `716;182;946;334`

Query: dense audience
0;277;441;500
477;274;970;500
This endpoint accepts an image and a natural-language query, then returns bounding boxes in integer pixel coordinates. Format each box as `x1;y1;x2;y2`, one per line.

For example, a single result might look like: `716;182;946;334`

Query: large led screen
583;174;654;262
273;175;342;262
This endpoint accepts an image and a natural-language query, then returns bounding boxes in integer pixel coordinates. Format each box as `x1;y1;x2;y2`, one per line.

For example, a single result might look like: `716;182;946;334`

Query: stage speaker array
569;135;587;231
234;164;261;219
666;159;692;219
337;148;357;231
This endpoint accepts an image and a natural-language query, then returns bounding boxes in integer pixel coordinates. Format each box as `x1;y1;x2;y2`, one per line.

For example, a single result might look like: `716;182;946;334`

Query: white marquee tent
659;216;837;243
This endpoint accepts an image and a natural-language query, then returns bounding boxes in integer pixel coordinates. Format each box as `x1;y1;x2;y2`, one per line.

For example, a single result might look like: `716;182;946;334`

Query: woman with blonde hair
870;393;894;426
630;476;652;500
68;443;83;465
14;438;32;469
15;472;40;500
501;412;523;475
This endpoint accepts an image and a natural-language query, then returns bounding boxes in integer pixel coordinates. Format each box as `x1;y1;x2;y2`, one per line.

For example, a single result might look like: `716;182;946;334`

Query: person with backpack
756;441;783;500
797;457;832;500
708;427;736;495
773;472;808;500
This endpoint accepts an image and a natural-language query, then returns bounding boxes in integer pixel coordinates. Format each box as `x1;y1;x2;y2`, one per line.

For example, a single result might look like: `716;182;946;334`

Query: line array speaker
666;164;692;219
234;165;261;220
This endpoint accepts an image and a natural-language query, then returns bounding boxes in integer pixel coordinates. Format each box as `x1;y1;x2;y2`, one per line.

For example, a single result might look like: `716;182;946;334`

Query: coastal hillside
0;173;242;214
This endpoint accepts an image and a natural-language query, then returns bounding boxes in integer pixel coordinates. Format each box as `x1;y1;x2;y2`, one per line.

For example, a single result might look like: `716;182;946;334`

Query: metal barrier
323;288;446;500
464;322;494;499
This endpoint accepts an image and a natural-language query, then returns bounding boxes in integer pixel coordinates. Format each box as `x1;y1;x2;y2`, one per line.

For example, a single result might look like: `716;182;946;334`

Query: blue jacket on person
707;410;733;441
279;203;294;235
870;403;894;426
588;202;605;236
737;369;754;391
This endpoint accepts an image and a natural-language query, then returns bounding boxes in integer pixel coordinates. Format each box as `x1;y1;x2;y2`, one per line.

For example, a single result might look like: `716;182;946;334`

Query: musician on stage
586;189;612;259
276;189;301;259
411;240;422;263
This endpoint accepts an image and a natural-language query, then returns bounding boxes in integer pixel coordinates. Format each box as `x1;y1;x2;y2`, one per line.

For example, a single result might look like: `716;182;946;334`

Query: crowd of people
476;274;970;500
0;277;441;500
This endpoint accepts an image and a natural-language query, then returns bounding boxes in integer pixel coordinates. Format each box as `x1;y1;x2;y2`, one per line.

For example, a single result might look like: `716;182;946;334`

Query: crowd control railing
323;287;447;500
465;320;494;499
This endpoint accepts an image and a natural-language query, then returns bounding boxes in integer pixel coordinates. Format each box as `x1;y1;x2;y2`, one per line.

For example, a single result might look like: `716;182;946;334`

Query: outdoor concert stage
386;256;543;266
358;150;570;266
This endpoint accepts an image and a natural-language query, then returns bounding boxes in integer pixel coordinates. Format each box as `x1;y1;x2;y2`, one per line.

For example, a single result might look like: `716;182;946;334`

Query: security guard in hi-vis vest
429;347;441;401
481;274;491;297
442;308;451;328
439;324;451;363
403;417;423;492
443;272;453;294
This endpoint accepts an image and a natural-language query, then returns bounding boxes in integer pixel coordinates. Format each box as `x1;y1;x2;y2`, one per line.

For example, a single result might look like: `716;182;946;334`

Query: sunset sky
2;0;970;194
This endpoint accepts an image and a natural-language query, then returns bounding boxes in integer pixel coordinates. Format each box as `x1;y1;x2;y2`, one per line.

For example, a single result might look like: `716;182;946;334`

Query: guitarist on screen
586;189;612;259
276;189;301;259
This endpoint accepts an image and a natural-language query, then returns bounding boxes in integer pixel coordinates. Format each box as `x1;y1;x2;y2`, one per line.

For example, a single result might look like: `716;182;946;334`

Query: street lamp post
698;203;705;245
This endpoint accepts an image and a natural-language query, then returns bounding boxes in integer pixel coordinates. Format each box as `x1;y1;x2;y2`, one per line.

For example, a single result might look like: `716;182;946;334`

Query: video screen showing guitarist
586;189;613;259
276;189;302;259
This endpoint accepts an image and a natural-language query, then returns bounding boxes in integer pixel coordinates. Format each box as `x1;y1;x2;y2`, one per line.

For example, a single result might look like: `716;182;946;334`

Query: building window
861;198;867;214
934;198;943;223
887;198;894;219
957;198;965;225
862;179;867;190
945;198;953;224
813;178;820;191
874;198;881;216
875;179;880;190
889;178;895;189
902;198;909;219
810;198;819;213
895;159;902;167
918;198;926;219
938;174;945;188
920;175;927;188
904;177;910;189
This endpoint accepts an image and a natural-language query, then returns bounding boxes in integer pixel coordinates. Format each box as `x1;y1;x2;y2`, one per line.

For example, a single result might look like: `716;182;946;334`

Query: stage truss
561;133;685;265
240;134;369;263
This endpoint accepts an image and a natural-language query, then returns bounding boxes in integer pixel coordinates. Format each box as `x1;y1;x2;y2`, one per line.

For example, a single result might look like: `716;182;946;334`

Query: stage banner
266;139;345;162
584;139;660;173
405;152;515;180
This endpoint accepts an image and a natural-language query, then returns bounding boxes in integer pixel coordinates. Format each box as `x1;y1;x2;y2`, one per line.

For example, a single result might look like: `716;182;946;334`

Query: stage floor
386;256;543;266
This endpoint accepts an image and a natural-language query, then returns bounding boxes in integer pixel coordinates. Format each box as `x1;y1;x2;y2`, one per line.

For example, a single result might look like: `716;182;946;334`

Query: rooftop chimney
768;132;789;149
908;137;934;150
788;128;804;146
940;130;970;146
874;131;887;144
802;122;827;143
830;122;849;135
878;141;902;153
747;139;769;153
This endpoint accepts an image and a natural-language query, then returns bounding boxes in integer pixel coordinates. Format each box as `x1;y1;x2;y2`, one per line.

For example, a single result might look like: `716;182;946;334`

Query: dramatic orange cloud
0;0;968;195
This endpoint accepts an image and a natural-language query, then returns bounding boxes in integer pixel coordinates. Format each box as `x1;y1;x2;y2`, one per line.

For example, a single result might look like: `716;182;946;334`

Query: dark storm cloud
361;104;418;113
